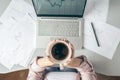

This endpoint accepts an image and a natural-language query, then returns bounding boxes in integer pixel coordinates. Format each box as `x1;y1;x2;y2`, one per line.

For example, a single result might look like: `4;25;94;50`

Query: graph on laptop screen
32;0;87;17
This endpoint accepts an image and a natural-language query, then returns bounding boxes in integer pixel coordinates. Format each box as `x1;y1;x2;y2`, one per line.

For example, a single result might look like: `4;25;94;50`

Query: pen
0;21;3;25
28;13;34;20
91;22;100;47
11;16;17;22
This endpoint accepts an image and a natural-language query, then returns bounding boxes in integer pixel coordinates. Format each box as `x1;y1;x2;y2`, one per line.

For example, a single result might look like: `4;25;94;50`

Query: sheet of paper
12;14;36;67
84;19;120;59
84;0;120;59
0;23;20;69
0;0;25;29
85;0;109;22
0;0;36;28
0;14;36;69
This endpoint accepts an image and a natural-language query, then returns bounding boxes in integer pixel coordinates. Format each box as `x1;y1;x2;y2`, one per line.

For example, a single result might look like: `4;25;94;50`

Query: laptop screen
32;0;87;17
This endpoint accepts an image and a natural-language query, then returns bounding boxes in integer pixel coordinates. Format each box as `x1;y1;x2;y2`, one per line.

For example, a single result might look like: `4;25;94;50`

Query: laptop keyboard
38;20;80;37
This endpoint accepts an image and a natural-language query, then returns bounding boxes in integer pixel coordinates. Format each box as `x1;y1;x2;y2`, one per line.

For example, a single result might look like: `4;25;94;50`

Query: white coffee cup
46;39;74;69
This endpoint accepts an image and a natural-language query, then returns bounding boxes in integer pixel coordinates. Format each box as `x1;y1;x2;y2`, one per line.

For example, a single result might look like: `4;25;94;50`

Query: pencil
91;22;100;47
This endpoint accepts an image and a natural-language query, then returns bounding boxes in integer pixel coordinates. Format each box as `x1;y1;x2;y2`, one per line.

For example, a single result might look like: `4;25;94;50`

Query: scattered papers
84;0;120;59
0;0;36;69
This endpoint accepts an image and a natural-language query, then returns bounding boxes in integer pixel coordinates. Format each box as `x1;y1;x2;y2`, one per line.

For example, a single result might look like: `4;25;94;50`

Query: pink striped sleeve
77;55;97;80
27;57;45;80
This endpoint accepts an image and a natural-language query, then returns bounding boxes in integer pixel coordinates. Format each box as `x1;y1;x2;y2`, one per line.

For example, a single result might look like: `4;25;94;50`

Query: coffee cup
46;39;74;69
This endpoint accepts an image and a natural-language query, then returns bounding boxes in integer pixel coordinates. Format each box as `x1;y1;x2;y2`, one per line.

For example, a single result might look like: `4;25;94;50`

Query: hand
65;57;83;69
37;56;54;68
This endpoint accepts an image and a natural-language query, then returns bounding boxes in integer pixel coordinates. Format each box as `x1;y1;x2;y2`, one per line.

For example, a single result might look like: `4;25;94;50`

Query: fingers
64;58;81;68
46;56;54;64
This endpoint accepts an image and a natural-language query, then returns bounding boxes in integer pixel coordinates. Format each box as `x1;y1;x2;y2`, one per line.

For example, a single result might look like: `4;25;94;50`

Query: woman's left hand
64;57;83;69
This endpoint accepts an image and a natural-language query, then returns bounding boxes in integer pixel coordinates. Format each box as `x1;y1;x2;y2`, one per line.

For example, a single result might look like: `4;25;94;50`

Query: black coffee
51;43;69;60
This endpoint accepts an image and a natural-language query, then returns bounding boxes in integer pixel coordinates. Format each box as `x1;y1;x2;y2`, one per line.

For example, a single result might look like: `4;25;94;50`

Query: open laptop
32;0;87;50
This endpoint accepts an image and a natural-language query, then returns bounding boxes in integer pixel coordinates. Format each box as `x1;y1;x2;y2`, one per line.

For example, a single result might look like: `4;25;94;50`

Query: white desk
0;0;120;76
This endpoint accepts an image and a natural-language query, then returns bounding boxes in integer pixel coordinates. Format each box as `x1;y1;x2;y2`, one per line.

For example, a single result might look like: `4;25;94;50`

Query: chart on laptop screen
33;0;86;16
46;0;76;7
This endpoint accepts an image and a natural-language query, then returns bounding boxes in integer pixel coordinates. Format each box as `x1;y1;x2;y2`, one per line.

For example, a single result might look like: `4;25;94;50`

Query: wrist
30;57;45;72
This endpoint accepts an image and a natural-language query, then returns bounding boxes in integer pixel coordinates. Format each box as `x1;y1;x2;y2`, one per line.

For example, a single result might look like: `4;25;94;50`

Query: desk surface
0;0;120;76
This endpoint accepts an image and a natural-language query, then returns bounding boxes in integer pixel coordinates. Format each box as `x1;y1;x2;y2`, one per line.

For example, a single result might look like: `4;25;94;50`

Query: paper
0;14;36;69
84;0;120;59
0;0;36;28
12;14;36;67
84;19;120;59
0;0;36;69
85;0;109;22
0;24;20;69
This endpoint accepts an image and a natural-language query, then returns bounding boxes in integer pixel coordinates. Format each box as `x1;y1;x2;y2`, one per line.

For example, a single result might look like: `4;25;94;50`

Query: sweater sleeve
76;55;97;80
27;57;45;80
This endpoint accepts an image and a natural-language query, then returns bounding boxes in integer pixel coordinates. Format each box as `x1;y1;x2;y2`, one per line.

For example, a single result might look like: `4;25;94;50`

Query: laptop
32;0;87;50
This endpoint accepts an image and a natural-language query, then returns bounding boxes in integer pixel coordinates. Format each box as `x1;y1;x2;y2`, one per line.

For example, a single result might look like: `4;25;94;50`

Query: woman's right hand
37;56;54;68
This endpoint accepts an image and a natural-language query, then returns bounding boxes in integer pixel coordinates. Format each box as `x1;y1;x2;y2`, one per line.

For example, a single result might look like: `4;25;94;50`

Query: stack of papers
84;0;120;59
0;0;36;69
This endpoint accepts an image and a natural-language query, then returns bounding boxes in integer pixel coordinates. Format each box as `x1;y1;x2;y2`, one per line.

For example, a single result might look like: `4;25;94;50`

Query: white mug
46;39;74;70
